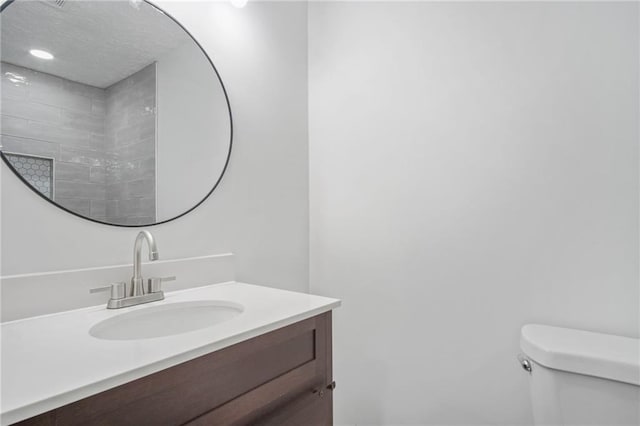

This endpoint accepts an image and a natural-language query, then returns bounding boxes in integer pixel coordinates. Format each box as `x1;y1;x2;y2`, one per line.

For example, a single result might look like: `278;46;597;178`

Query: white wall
156;40;231;221
1;1;309;295
309;2;639;425
3;1;638;423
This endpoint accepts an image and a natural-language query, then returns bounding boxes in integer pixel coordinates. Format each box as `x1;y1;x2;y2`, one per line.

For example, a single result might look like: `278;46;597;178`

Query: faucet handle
90;282;126;300
147;276;176;293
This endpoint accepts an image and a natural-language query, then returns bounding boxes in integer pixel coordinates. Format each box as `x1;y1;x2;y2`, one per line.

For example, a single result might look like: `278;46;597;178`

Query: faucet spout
131;230;159;296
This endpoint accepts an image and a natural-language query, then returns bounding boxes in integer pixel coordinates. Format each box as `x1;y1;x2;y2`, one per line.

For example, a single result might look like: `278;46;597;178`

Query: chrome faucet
90;231;175;309
131;230;159;296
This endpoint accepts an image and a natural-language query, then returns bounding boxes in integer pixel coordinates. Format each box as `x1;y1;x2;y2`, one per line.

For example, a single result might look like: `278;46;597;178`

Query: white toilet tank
519;324;639;426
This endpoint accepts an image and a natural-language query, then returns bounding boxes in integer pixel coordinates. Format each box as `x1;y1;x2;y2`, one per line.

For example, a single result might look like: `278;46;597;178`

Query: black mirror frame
0;0;233;227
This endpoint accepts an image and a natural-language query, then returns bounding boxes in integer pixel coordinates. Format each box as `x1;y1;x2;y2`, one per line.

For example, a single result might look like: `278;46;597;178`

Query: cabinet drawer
257;386;333;426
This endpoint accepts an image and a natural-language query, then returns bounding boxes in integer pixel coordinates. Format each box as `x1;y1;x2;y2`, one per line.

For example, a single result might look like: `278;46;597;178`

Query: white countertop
1;282;341;425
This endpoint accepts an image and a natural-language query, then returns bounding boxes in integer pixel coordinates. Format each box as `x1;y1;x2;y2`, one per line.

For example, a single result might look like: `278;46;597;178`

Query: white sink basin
89;300;243;340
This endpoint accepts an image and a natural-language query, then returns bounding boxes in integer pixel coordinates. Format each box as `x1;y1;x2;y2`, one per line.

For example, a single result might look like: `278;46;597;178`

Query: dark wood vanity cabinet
16;312;334;426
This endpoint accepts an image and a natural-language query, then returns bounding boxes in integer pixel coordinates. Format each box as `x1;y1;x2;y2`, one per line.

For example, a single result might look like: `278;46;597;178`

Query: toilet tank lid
520;324;640;386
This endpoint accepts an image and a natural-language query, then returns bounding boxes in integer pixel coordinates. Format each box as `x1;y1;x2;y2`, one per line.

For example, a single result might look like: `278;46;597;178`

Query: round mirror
0;0;232;226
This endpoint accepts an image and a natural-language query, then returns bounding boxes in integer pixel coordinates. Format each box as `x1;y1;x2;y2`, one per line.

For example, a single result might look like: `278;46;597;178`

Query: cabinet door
185;312;333;426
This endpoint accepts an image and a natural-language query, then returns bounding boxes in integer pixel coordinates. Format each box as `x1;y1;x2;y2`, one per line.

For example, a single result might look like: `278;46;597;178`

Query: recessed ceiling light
29;49;54;60
230;0;248;8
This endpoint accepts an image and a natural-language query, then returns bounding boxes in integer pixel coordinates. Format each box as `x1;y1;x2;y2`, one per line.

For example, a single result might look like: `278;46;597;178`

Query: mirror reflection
0;0;232;226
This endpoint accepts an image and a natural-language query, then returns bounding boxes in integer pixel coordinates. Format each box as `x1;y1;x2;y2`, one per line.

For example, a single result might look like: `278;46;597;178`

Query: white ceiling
1;0;192;88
